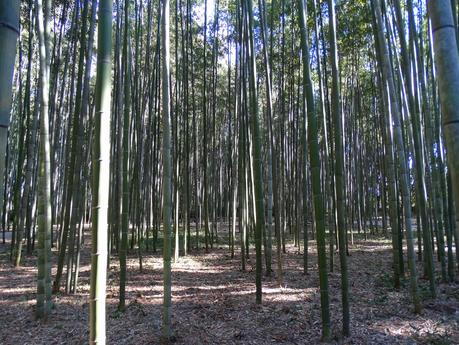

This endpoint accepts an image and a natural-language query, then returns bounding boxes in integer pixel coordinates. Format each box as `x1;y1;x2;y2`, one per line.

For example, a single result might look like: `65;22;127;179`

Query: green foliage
336;0;372;55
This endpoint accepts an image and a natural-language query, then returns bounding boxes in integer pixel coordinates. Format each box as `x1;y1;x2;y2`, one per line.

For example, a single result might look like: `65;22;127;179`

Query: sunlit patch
1;237;458;343
369;317;451;341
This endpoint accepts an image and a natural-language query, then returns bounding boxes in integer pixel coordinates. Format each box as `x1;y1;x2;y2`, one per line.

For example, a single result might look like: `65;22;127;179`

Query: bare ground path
0;234;458;344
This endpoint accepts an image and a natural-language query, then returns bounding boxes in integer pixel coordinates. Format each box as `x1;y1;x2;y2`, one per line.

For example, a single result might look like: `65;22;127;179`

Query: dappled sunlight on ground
1;233;458;344
369;315;453;342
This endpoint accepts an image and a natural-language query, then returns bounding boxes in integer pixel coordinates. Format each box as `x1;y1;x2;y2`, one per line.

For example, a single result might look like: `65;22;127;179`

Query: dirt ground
1;231;458;344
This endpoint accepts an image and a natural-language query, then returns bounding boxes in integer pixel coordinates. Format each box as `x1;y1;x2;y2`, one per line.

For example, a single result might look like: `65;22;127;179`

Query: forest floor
1;228;459;345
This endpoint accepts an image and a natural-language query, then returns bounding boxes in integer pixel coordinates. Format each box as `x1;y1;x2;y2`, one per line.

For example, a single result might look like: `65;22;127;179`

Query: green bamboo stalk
119;0;131;312
161;0;173;337
89;0;113;341
429;0;459;278
35;0;52;320
393;0;436;294
327;0;350;335
373;0;421;313
245;0;266;305
298;0;330;338
0;0;19;246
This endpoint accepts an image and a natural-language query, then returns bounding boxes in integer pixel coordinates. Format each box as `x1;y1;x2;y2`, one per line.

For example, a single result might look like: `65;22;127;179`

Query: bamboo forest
1;0;459;343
